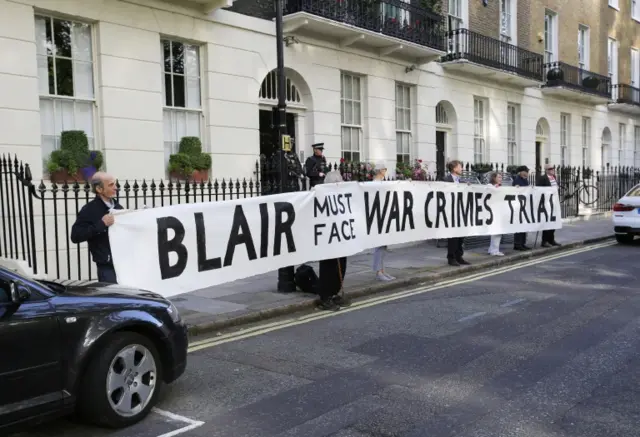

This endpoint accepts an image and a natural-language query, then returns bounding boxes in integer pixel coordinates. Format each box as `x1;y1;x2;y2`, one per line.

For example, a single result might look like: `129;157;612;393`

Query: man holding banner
443;160;471;267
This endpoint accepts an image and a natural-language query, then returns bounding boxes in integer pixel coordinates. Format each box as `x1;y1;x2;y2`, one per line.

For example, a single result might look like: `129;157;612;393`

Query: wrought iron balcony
542;62;611;104
440;29;543;87
609;84;640;115
283;0;446;62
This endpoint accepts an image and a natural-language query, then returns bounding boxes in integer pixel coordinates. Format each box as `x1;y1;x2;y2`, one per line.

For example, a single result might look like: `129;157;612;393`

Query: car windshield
625;185;640;197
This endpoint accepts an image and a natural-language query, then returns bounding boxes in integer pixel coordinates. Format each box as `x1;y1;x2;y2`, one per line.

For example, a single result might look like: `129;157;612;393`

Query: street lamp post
274;0;288;194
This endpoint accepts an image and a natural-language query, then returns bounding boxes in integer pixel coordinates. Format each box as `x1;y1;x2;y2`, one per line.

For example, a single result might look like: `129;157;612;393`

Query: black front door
259;110;297;159
0;277;62;426
436;131;446;180
535;141;542;176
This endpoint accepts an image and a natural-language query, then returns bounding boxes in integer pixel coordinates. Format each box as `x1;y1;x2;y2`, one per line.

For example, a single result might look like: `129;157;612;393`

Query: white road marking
188;240;615;353
152;408;204;437
501;298;527;308
458;312;487;322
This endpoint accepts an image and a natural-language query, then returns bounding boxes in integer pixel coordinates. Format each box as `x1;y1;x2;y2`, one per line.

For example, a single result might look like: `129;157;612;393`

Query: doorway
535;141;542;175
259;109;296;158
436;131;446;180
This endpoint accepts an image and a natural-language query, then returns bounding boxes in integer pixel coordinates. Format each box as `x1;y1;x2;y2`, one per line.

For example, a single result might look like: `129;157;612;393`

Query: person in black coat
443;160;471;266
71;172;123;283
304;143;328;187
536;164;561;247
512;166;531;251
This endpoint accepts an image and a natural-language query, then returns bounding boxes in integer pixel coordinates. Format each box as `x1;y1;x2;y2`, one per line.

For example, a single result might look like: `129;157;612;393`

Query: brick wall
469;0;500;39
517;0;531;51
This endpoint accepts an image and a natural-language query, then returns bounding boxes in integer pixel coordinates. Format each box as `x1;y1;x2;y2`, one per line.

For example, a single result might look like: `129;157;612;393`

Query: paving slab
175;214;616;336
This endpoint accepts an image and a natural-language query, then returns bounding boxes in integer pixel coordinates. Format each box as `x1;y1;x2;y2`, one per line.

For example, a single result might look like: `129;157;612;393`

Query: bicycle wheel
579;184;599;206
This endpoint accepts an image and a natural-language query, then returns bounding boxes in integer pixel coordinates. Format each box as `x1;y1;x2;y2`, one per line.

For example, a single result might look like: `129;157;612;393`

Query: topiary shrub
46;130;103;182
167;137;211;181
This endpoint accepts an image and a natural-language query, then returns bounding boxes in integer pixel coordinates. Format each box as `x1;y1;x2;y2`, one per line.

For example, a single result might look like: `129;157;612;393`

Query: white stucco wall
0;0;638;184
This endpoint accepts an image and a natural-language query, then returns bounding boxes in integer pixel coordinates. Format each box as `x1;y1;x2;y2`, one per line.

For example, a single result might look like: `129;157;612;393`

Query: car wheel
615;233;635;244
78;332;163;428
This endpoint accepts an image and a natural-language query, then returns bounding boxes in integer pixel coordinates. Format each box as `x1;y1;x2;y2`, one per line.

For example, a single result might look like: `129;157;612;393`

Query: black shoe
514;246;528;251
522;245;531;250
277;283;297;293
457;258;471;265
318;298;340;311
551;241;561;246
448;259;460;266
333;295;352;307
541;242;552;248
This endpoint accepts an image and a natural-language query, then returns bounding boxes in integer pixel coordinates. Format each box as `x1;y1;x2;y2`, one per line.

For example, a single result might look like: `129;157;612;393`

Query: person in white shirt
487;172;505;256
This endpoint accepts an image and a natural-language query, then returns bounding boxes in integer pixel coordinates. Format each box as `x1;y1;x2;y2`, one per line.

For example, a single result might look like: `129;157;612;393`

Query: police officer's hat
312;143;324;150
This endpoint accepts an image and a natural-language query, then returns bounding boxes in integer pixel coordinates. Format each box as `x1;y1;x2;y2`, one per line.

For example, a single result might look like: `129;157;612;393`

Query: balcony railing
285;0;446;51
611;84;640;105
544;62;611;98
441;28;544;81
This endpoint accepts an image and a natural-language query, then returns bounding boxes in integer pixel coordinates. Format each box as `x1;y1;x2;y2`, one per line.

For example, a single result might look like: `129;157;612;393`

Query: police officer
270;143;304;293
304;143;328;187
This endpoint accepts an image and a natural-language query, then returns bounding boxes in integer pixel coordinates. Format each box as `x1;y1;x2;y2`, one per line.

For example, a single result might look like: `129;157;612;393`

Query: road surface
15;240;640;437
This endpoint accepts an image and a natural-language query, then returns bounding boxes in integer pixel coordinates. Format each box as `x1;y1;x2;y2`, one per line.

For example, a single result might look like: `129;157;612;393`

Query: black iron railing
610;83;640;105
284;0;446;51
1;155;638;282
544;62;611;98
441;29;544;81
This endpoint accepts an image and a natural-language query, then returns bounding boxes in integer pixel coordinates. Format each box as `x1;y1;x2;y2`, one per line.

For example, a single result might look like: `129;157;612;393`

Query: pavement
16;238;640;437
175;214;615;335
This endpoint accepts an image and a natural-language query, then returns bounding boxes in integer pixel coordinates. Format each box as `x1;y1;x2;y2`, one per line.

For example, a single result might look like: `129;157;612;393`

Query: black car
0;266;188;432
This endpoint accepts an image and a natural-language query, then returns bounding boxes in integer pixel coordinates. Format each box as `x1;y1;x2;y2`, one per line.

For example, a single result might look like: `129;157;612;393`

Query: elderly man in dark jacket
512;166;531;251
443;160;471;266
71;172;123;283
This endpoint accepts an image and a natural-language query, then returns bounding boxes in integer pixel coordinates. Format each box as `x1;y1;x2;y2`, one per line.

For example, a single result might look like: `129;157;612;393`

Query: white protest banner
109;181;561;297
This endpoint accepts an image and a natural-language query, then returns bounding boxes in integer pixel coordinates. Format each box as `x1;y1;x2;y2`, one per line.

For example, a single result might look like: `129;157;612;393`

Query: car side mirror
10;282;31;304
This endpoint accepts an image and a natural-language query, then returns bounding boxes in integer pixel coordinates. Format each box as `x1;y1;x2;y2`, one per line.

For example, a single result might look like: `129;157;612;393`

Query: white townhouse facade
1;0;640;183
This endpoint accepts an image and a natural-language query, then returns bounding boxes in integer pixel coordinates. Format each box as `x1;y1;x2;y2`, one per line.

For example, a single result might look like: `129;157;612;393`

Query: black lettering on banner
195;212;222;272
504;194;516;224
424;192;434;228
484;193;494;225
537;193;549;223
223;205;257;267
365;192;387;234
517;194;531;224
529;194;536;223
403;191;415;231
157;216;188;280
328;218;356;243
314;223;326;245
474;192;484;226
549;193;557;222
456;192;473;227
316;193;354;218
386;192;400;233
259;203;269;258
449;192;456;228
274;202;296;255
365;191;414;234
436;192;448;228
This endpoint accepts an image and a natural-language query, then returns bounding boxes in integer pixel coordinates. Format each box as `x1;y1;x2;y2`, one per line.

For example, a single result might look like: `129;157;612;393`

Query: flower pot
582;76;600;89
546;67;564;82
49;170;83;184
192;170;209;182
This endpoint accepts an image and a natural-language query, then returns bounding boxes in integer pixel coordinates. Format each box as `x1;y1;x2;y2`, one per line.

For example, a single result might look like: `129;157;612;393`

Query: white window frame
507;104;518;166
161;39;203;169
560;113;570;166
448;0;464;30
633;0;640;20
578;25;590;70
634;126;640;168
36;15;97;163
632;48;640;93
340;72;363;163
619;123;626;165
395;83;412;164
609;0;619;10
544;11;558;64
609;38;619;86
473;98;487;164
582;117;591;167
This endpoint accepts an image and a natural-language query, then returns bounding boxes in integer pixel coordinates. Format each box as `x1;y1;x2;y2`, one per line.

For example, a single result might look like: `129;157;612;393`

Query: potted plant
46;130;103;183
168;137;211;182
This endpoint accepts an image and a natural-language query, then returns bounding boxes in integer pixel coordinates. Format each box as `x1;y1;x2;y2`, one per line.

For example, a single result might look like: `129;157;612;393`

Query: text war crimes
154;187;557;280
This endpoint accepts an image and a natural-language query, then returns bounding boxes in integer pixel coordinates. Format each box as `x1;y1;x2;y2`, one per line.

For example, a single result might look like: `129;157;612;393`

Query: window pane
73;61;94;98
340;74;346;98
163;110;173;141
345;75;352;100
75;101;93;137
164;74;173;106
351;128;359;152
352;152;360;162
37;56;51;94
353;77;361;100
163;40;172;73
71;22;92;61
404;108;410;129
172;75;185;107
396;85;402;106
186;77;200;109
40;99;55;136
342;126;351;151
396;132;402;153
57;99;74;132
55;58;74;96
176;110;187;140
353;102;361;125
404;86;410;106
340;99;345;123
396;108;402;129
186;112;200;136
42;135;56;158
34;16;50;56
53;19;72;58
185;45;199;77
344;101;353;124
172;41;184;74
